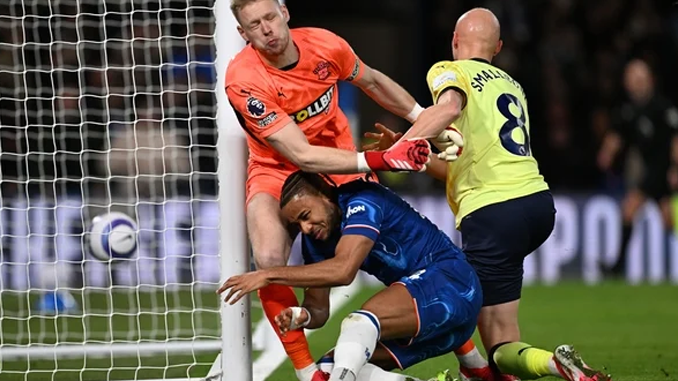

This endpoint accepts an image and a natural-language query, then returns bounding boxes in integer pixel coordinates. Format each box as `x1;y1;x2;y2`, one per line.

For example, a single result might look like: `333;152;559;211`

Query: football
87;212;138;261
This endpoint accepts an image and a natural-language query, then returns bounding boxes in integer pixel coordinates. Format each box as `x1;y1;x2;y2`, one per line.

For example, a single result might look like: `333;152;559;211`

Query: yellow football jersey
426;58;549;227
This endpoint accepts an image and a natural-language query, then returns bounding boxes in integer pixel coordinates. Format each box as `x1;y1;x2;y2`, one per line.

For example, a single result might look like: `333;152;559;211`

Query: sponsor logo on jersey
257;112;278;128
346;204;365;218
408;269;426;280
246;96;266;117
313;61;331;80
290;85;335;123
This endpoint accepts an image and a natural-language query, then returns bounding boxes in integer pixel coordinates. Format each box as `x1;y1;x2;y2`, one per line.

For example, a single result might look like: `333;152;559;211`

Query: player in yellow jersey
368;8;612;381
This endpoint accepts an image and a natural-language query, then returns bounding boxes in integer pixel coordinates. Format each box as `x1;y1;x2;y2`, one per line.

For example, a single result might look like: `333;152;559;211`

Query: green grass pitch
268;282;678;381
0;283;676;381
0;288;230;381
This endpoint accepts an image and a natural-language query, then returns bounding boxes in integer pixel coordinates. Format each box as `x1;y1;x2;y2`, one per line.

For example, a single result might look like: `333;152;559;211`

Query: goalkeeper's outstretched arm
266;121;431;174
266;121;364;173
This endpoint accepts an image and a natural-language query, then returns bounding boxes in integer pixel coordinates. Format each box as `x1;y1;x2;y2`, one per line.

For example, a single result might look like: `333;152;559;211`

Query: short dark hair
280;171;336;209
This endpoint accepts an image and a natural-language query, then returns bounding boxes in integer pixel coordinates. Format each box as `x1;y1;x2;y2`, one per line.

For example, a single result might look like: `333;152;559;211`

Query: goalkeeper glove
361;138;431;172
434;126;464;162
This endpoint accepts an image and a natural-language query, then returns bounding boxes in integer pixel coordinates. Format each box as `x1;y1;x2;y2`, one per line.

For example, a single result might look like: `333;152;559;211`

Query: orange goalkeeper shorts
245;163;377;205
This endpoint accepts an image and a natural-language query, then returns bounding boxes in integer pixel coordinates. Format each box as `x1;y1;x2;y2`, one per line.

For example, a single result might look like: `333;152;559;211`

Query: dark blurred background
1;0;677;200
287;0;678;194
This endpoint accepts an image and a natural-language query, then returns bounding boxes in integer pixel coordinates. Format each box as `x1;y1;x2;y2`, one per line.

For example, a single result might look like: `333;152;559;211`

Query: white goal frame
213;0;251;379
0;1;251;381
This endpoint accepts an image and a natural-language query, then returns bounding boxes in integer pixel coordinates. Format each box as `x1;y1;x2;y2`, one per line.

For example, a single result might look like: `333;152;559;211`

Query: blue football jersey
302;180;467;285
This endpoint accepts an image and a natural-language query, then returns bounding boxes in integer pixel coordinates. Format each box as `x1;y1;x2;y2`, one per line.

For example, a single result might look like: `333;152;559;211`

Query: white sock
295;362;319;381
456;346;489;369
330;368;357;381
318;351;335;374
329;310;380;381
357;364;422;381
319;354;421;381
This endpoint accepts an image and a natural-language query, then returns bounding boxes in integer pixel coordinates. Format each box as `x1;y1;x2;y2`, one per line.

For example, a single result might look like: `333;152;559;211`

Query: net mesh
0;1;222;379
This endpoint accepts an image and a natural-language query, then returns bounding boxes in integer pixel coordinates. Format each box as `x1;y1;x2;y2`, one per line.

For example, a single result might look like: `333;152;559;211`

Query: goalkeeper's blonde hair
230;0;281;22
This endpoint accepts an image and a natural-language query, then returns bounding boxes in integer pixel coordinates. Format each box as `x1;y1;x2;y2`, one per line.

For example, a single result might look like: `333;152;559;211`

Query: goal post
214;0;252;379
0;1;250;380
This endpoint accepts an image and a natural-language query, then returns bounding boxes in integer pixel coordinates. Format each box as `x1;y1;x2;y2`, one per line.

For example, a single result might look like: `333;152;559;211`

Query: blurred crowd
0;1;216;202
421;0;678;193
0;0;677;201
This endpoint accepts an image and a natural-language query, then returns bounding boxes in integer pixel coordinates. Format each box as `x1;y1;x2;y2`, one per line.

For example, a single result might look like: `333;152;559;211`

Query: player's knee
253;249;287;269
480;319;519;347
491;316;520;333
341;310;381;339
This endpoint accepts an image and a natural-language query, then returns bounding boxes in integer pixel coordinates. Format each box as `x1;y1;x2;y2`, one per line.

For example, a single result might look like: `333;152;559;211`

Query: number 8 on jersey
425;58;548;228
497;93;530;156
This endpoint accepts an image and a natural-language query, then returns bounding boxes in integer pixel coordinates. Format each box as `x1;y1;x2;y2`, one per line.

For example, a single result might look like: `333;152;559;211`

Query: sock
258;284;315;371
357;364;423;381
491;342;562;380
614;223;633;272
329;310;381;381
296;363;320;381
318;350;335;374
455;339;490;369
319;351;422;381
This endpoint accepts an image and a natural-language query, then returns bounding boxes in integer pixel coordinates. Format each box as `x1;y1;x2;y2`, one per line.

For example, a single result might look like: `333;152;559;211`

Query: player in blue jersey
219;171;484;381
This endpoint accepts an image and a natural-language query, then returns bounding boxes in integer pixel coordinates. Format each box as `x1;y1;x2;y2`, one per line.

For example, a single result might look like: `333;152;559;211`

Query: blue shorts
379;258;482;369
460;190;555;306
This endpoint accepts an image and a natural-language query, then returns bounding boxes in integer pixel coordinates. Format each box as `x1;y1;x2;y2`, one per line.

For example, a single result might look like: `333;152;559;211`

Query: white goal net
0;1;251;380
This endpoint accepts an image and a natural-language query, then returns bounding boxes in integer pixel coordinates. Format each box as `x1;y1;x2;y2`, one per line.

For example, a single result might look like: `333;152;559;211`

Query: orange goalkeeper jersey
225;27;364;170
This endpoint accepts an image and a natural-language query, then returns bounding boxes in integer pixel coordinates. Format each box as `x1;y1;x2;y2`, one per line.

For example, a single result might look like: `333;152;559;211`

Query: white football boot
554;345;612;381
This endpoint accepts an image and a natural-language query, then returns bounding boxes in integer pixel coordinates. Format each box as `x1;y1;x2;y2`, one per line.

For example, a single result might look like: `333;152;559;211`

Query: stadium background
0;0;677;380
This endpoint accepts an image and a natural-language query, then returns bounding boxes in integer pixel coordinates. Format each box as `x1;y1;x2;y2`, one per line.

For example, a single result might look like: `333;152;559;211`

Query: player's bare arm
353;63;423;123
400;89;464;141
425;157;448;181
218;235;374;304
275;288;331;334
300;287;331;329
266;121;363;174
266;121;432;174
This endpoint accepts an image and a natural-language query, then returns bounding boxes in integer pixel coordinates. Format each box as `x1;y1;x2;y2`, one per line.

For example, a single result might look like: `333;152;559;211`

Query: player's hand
437;145;462;162
362;123;402;152
364;138;431;172
274;307;310;334
217;271;270;305
434;126;464;162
